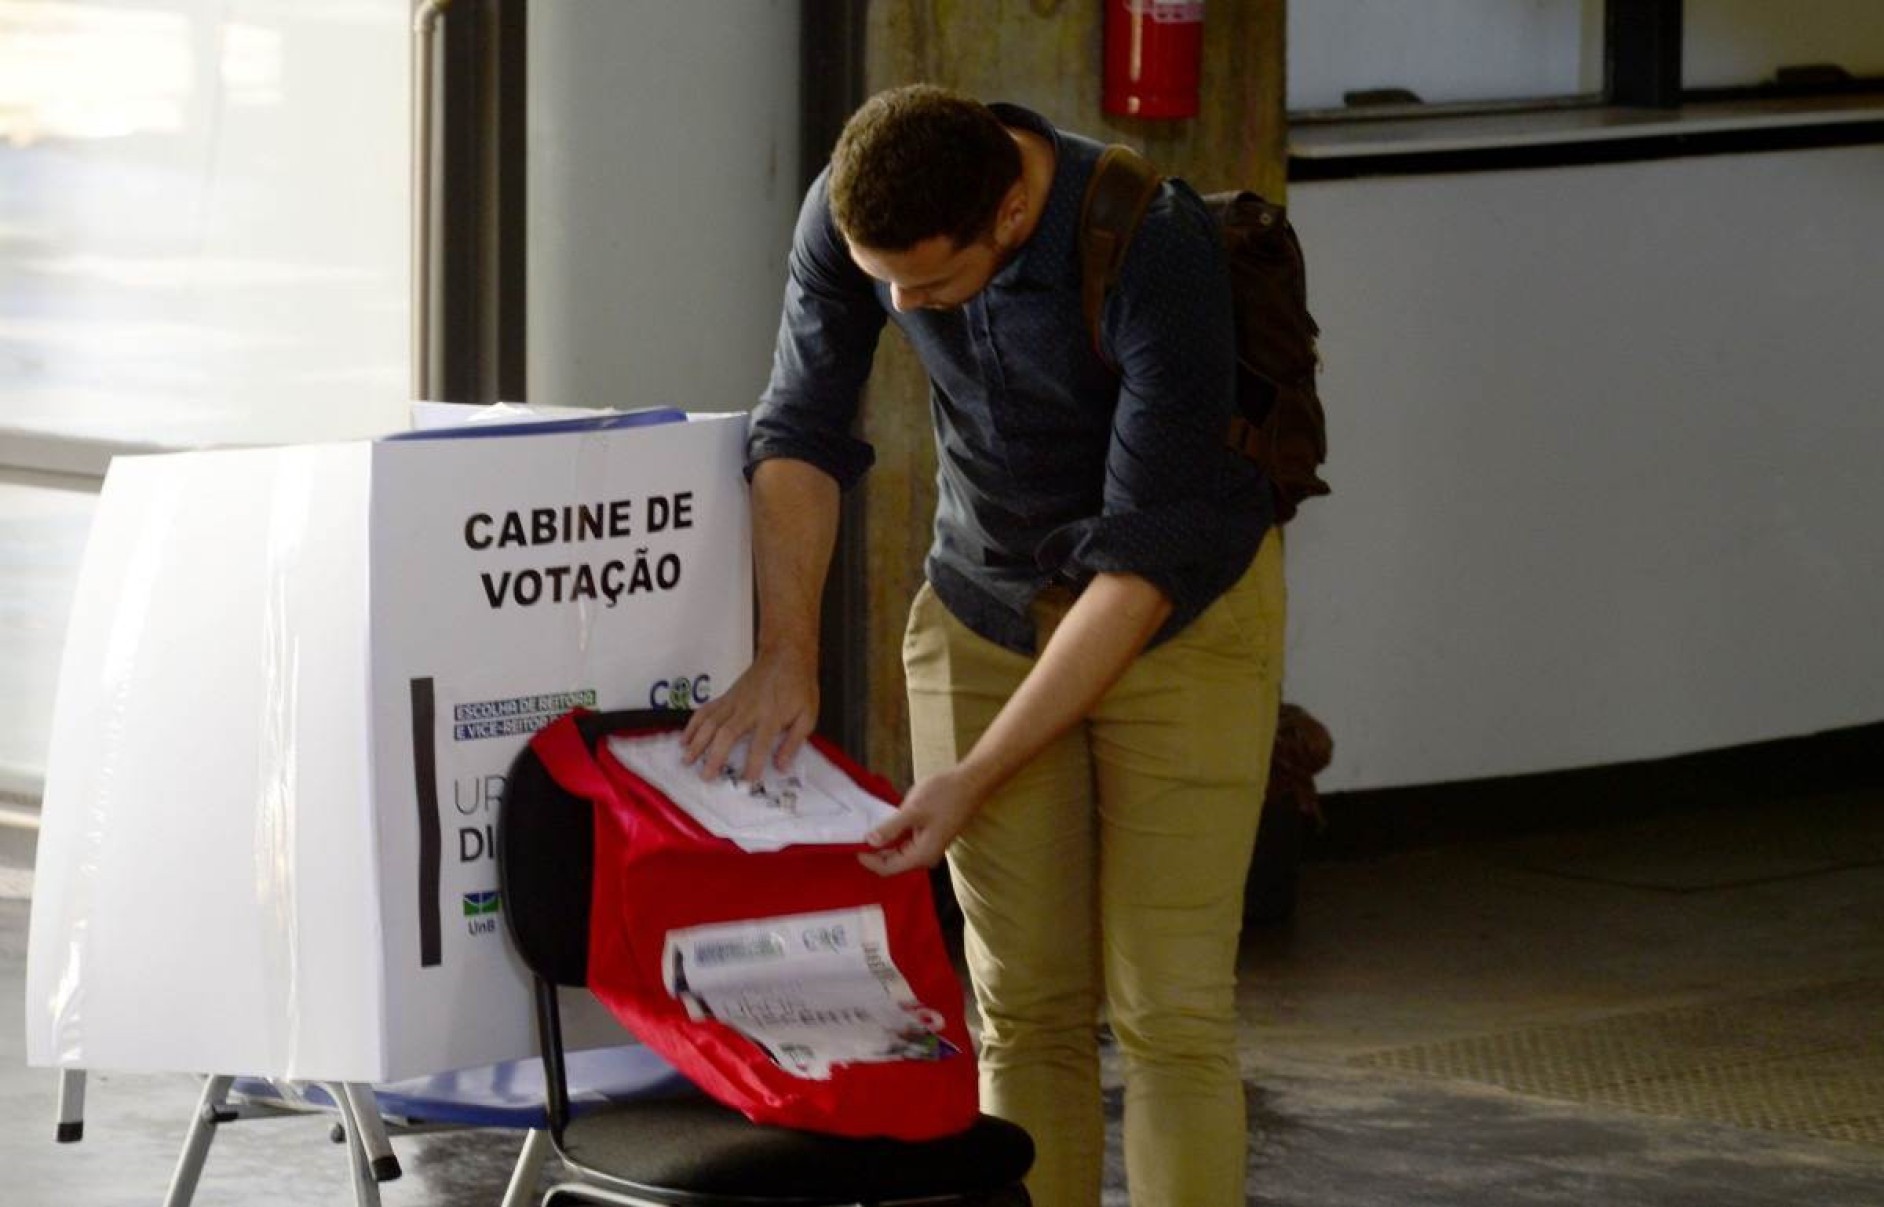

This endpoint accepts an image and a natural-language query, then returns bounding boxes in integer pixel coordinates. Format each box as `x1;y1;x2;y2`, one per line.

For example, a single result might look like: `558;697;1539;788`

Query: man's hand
856;571;1172;878
686;457;836;783
858;766;986;877
681;645;819;784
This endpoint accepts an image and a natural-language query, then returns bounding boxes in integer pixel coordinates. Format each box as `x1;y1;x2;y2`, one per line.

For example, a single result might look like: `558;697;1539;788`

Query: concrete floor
4;786;1882;1206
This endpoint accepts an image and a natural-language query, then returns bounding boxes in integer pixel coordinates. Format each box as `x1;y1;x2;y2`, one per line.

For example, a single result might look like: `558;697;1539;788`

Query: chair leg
55;1069;86;1142
501;1128;554;1207
331;1084;385;1207
162;1075;235;1207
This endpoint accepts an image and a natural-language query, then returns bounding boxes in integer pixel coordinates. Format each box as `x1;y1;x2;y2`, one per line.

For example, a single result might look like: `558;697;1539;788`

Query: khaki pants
904;529;1285;1207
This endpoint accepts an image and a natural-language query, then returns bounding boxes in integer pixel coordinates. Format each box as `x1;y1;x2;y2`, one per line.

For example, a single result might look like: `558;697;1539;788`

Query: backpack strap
1079;145;1163;370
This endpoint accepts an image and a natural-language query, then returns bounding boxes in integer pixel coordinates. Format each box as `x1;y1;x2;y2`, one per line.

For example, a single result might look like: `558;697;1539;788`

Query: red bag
528;711;981;1141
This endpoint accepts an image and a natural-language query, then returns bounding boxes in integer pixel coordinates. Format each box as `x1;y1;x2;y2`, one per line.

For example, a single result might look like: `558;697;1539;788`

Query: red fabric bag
528;711;981;1141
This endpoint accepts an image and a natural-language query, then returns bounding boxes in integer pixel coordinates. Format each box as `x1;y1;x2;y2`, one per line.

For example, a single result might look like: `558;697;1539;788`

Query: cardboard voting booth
25;407;753;1083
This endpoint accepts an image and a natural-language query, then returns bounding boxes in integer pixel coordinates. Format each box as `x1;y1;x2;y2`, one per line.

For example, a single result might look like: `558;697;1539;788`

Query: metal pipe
162;1076;235;1207
412;0;455;401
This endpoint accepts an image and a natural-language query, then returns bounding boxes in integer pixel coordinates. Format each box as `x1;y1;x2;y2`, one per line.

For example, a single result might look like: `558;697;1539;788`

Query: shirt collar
986;102;1088;291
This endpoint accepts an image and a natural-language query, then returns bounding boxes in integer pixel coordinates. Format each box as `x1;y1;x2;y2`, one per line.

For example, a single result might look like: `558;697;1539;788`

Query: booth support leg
162;1075;235;1207
55;1069;86;1142
334;1082;402;1182
331;1084;386;1207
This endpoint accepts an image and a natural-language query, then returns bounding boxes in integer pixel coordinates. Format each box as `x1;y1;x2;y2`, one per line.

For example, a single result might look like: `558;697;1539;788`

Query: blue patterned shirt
749;104;1271;655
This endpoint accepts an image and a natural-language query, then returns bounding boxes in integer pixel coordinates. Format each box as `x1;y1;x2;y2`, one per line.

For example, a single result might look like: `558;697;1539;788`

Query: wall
526;0;801;414
1286;144;1884;790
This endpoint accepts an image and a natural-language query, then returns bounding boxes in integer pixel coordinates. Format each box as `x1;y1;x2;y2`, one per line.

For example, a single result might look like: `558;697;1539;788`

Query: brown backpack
1079;145;1330;522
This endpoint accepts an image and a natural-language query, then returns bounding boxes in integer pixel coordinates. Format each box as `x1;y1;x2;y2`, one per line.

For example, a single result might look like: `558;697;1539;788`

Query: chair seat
559;1098;1034;1204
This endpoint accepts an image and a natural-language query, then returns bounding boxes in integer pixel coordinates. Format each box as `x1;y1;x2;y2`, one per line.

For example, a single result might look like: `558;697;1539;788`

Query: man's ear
994;181;1028;245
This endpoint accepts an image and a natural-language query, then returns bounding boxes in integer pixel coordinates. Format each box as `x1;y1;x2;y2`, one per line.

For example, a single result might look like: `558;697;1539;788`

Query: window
1287;1;1884;179
1290;0;1884;120
1289;0;1604;116
0;1;411;794
0;1;410;454
1684;0;1884;92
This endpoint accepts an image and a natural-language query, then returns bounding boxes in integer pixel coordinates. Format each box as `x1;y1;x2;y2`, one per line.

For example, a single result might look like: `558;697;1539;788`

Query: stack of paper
661;906;957;1080
608;732;897;852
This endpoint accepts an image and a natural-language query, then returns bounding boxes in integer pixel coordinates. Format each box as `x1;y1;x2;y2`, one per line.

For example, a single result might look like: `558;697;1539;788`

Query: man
683;84;1284;1207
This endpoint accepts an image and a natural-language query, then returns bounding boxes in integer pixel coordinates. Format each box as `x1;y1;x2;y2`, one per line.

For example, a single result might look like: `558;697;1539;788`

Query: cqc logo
463;890;502;937
649;673;713;711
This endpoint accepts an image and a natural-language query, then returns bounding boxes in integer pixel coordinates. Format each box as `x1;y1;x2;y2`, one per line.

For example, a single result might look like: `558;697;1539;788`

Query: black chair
499;708;1035;1206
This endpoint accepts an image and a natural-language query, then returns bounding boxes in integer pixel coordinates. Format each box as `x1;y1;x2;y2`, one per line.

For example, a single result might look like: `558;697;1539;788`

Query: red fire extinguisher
1103;0;1205;120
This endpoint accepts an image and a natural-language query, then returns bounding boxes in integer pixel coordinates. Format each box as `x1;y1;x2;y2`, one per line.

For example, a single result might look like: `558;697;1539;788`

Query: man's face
846;230;1006;313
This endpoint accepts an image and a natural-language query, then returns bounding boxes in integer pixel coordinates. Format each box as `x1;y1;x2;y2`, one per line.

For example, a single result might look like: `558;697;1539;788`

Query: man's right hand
686;456;837;783
680;643;820;784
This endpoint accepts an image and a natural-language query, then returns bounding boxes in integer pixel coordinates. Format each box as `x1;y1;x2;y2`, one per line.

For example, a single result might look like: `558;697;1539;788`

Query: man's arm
688;167;882;782
859;570;1172;875
681;457;839;782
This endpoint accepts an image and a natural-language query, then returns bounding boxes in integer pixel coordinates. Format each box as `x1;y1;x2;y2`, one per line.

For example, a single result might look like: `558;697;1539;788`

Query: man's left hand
858;767;984;876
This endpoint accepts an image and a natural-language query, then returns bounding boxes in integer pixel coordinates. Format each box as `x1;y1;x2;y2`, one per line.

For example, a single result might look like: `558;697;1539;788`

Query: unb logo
463;890;503;937
462;890;502;918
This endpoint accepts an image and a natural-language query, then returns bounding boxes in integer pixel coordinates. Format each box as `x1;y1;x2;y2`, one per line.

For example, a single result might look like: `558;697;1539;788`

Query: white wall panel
1286;147;1884;790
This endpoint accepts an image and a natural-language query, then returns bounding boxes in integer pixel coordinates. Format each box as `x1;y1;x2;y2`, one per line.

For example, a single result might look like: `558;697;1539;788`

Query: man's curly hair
829;85;1022;252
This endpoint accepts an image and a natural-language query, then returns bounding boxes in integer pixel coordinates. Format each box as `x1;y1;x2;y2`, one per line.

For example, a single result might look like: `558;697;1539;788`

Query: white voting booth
25;406;754;1084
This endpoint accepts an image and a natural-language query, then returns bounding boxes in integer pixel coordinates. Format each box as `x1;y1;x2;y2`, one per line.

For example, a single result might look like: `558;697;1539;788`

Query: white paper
661;906;958;1080
607;732;897;852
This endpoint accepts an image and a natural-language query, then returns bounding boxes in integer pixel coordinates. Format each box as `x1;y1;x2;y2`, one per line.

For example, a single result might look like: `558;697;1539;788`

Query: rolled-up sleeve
748;169;887;490
1035;185;1269;630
